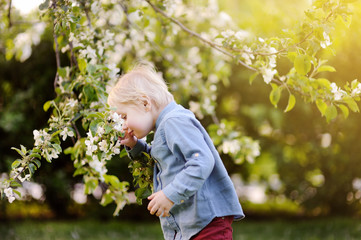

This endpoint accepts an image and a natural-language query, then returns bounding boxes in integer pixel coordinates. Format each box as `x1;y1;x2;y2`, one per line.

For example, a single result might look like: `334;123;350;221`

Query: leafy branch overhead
0;0;359;216
147;0;360;122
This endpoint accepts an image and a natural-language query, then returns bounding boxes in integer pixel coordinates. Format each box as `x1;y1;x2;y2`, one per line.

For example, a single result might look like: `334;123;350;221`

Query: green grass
1;218;361;240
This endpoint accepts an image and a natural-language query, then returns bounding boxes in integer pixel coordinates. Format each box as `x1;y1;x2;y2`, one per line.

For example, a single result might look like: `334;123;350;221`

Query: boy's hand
147;190;174;217
119;129;137;149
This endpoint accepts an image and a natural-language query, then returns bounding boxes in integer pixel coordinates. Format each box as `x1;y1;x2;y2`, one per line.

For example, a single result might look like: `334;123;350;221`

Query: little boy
107;64;244;240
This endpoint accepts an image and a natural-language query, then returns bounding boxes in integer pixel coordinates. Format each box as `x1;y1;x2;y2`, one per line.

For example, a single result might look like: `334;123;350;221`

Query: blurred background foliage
1;0;361;221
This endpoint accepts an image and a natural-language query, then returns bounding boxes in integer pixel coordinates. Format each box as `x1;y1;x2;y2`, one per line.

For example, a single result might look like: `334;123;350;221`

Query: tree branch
144;0;257;72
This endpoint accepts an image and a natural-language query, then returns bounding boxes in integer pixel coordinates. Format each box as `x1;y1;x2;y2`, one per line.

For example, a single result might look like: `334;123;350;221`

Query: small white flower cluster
241;46;255;65
222;139;241;155
4;187;16;203
33;129;60;161
330;82;346;101
12;166;31;183
83;112;123;180
320;32;332;49
351;83;361;97
259;45;278;84
219;137;260;164
11;22;47;62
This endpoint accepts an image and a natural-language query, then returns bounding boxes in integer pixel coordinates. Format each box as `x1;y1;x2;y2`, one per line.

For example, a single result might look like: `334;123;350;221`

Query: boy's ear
141;96;151;111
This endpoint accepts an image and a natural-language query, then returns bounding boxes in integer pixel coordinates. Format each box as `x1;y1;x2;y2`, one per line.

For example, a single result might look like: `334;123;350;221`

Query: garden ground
1;217;361;240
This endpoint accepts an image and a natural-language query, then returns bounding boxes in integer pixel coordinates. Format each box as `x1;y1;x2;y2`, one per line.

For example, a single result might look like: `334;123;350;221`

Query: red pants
191;216;234;240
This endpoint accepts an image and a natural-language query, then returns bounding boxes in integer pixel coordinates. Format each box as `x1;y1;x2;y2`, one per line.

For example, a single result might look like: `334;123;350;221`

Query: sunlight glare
12;0;44;14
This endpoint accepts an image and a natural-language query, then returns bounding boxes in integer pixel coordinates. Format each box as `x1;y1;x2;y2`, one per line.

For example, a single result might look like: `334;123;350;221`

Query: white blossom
261;67;277;84
351;83;361;96
330;82;345;100
60;127;75;141
241;46;255;65
222;140;240;154
111;140;121;155
221;29;235;38
234;30;250;41
128;10;142;23
18;174;31;183
4;187;16;203
66;98;78;108
320;32;332;48
98;140;108;152
97;127;105;136
33;129;51;146
45;148;60;161
89;155;107;180
85;131;98;156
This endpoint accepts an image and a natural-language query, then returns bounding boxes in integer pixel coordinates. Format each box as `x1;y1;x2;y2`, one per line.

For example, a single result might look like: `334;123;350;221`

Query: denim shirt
128;101;244;240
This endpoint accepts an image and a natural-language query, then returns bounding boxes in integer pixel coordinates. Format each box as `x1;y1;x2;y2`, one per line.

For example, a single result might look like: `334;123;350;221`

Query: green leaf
100;191;114;206
135;187;152;203
249;72;259;85
11;147;24;157
119;148;127;158
269;83;282;108
52;143;62;152
83;85;96;102
39;0;50;10
20;145;27;155
32;159;41;168
316;99;328;116
104;175;122;188
11;160;21;169
90;119;103;136
338;104;349;119
294;55;311;76
28;163;37;175
57;67;67;78
86;64;96;74
10;181;22;188
43;100;52;112
30;153;42;160
73;168;87;177
78;58;87;73
343;97;360;112
317;65;336;73
287;52;297;62
13;189;21;198
325;104;337;123
84;178;98;194
284;94;296;112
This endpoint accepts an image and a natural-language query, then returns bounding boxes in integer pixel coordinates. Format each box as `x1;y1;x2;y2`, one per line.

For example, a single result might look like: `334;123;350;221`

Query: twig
71;122;81;141
80;1;92;29
68;40;78;69
7;0;12;28
51;0;61;90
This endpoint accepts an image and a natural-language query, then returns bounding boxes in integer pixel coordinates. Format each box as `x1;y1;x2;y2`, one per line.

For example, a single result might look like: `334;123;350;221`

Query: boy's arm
161;117;215;205
126;139;151;160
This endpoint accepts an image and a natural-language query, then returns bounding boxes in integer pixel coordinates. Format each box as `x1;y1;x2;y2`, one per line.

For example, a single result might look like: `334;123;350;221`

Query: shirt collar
155;101;177;130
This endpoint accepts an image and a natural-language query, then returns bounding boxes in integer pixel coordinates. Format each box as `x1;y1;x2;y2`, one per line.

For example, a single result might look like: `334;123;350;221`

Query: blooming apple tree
0;0;359;215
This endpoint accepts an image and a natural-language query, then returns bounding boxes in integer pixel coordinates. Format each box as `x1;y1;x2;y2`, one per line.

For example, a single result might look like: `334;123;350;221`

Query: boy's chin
136;133;147;140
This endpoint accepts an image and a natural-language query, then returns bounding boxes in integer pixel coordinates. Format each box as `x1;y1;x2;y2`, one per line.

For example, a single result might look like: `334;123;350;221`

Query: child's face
116;103;155;139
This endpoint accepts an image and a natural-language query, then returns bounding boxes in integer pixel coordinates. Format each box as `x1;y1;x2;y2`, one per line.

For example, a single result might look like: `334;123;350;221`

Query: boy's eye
121;115;127;120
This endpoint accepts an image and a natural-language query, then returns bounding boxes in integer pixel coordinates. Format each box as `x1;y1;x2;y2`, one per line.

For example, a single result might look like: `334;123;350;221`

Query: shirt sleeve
126;139;151;160
161;116;215;204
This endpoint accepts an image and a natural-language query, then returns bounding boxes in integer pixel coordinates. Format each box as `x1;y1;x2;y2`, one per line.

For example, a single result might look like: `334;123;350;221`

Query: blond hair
107;64;174;110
